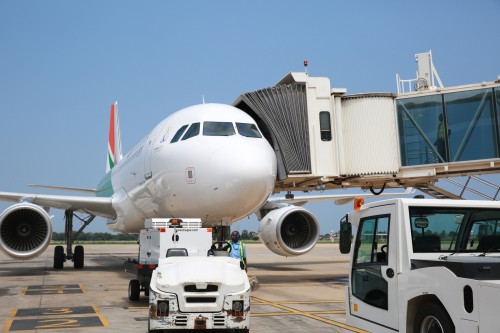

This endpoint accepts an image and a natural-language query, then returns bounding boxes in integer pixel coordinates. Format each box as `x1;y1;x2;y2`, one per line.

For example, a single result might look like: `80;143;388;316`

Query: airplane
0;102;412;269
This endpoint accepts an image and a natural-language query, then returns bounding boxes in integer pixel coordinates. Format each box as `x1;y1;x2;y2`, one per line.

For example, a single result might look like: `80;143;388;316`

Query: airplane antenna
202;95;205;104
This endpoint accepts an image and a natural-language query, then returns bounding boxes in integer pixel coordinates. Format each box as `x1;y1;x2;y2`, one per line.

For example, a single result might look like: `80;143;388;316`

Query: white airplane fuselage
98;103;277;233
0;102;411;262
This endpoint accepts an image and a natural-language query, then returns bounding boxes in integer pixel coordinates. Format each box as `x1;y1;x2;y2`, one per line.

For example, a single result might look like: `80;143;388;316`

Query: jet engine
0;203;52;260
258;205;319;256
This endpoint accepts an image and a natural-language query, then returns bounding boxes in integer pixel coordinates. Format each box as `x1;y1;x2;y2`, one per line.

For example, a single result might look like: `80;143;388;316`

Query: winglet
106;102;123;173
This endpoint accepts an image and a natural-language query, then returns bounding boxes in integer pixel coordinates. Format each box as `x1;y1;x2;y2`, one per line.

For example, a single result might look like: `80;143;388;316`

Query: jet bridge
234;54;500;197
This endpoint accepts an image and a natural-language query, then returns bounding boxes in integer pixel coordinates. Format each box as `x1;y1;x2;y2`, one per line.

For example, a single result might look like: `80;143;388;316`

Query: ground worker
228;230;247;272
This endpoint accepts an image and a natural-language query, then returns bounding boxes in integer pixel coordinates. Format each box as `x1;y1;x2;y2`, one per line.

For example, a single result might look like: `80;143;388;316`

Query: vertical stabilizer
106;102;123;173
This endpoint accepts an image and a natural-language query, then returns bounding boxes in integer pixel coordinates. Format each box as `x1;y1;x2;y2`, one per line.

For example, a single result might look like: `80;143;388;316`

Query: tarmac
0;243;366;333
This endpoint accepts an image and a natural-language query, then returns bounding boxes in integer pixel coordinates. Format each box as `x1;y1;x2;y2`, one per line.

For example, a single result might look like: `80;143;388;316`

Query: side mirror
339;215;352;254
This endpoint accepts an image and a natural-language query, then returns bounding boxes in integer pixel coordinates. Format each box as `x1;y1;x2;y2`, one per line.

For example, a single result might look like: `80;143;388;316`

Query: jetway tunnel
234;83;311;181
233;71;500;197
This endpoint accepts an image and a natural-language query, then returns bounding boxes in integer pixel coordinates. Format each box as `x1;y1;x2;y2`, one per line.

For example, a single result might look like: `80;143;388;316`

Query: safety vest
438;121;446;140
227;240;246;269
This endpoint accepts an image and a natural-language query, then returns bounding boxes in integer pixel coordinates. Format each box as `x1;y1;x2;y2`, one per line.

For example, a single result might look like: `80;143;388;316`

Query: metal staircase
416;175;500;200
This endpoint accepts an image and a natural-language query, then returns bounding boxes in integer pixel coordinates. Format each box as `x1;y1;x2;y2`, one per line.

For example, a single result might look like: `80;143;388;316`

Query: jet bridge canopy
234;82;310;180
234;70;500;195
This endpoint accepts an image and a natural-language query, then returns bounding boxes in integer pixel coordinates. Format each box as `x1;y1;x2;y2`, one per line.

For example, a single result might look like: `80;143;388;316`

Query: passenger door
144;124;168;180
349;204;398;330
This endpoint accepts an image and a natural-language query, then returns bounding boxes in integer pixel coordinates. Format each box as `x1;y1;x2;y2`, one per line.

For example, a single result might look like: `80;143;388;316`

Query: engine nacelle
259;205;319;256
0;203;52;260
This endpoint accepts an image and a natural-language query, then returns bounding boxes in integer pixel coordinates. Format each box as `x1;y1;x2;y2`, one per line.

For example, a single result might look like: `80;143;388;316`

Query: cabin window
319;111;332;141
170;124;189;143
236;123;262;138
181;123;200;141
203;122;235;136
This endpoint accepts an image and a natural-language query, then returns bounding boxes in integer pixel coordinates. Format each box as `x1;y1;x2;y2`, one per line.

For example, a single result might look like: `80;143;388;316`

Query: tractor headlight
157;300;169;317
232;300;244;316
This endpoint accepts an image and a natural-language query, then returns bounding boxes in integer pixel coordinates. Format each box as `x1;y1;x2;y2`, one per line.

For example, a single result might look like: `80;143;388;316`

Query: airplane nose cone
206;140;277;220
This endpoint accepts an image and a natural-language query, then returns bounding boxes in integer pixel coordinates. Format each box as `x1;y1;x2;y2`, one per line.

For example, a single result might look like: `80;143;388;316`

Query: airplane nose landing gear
53;210;94;270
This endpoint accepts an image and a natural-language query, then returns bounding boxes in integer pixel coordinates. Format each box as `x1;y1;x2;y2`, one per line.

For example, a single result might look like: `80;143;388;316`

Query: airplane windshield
181;123;200;141
236;123;262;138
171;124;189;143
203;122;235;136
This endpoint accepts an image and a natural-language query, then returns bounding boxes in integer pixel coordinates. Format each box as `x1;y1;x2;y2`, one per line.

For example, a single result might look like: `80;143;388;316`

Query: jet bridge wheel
414;302;454;333
53;245;65;269
128;279;141;301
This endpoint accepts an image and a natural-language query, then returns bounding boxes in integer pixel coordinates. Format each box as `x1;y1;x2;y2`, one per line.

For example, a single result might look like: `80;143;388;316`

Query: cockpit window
181;123;200;141
236;123;262;138
203;122;235;136
170;124;189;143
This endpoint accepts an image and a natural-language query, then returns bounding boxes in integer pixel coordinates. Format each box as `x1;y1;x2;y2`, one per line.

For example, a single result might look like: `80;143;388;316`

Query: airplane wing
0;191;115;218
268;187;415;206
28;184;97;194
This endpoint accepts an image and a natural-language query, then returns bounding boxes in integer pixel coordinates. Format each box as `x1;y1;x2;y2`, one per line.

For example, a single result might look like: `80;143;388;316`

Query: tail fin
106;102;123;173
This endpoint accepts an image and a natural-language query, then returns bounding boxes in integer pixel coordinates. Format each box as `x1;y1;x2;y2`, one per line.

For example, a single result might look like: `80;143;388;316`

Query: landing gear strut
214;226;231;242
53;210;95;270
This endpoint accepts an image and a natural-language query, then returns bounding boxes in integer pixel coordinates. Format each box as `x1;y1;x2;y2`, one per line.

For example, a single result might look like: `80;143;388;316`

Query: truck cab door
349;204;398;331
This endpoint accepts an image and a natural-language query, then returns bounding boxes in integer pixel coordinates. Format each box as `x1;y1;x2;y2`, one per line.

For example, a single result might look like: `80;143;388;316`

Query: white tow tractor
148;251;250;332
127;218;251;332
339;198;500;333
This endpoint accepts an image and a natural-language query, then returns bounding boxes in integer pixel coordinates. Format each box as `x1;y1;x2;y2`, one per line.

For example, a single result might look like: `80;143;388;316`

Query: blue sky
0;1;499;233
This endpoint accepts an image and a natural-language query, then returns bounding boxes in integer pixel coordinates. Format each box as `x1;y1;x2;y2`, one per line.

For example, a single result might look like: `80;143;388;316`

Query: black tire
73;245;84;269
128;279;141;301
53;246;65;269
144;287;150;297
414;302;454;333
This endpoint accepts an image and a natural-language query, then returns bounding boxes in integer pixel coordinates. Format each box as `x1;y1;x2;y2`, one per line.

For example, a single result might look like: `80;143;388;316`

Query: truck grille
174;315;188;326
213;314;226;326
186;297;216;303
184;284;218;292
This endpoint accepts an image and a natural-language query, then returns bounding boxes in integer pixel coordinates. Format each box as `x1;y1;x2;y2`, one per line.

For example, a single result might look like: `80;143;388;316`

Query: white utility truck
339;198;500;333
138;218;250;332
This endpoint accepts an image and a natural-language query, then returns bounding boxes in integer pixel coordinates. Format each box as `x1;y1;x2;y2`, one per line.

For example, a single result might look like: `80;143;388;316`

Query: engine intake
0;203;52;260
259;206;319;256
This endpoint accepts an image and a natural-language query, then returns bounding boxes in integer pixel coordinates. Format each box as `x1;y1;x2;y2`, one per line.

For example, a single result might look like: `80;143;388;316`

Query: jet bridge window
235;123;262;138
203;122;235;136
170;124;189;143
181;123;200;141
397;87;498;166
319;111;332;141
